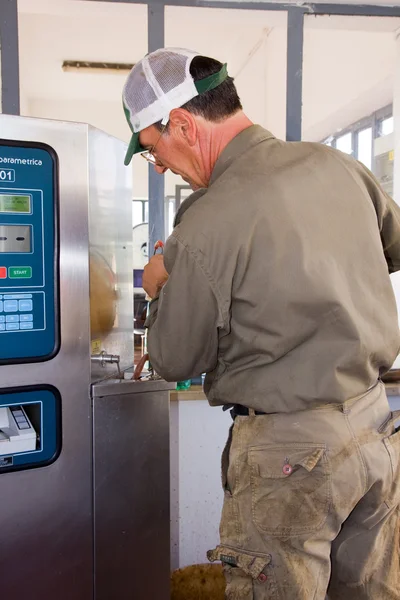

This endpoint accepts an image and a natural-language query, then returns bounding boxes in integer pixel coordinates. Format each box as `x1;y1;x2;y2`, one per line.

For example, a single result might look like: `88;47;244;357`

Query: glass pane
336;132;353;155
168;200;175;237
357;127;372;170
132;201;144;227
380;116;394;137
144;202;149;223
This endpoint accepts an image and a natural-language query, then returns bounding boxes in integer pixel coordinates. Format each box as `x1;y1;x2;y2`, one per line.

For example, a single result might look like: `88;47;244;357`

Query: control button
20;314;33;322
0;295;2;299
19;299;33;312
0;267;6;279
0;301;2;313
12;410;24;417
18;422;31;430
0;316;4;323
20;322;33;330
6;322;19;330
8;266;32;279
0;323;5;331
4;294;32;300
4;300;18;312
6;315;19;323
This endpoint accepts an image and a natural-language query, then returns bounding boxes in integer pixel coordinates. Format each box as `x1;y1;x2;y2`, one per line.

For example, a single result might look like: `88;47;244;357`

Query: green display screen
0;195;31;214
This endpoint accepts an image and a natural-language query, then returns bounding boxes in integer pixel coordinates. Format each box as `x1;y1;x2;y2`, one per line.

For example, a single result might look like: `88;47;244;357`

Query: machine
0;115;173;600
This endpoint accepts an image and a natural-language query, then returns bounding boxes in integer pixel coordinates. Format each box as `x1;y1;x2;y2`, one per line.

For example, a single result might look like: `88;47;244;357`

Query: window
319;105;392;175
379;116;394;137
357;128;372;170
132;200;148;226
336;132;352;155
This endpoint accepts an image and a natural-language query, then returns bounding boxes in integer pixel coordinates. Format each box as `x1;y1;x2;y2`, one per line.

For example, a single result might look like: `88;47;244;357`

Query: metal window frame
322;104;393;168
132;198;149;222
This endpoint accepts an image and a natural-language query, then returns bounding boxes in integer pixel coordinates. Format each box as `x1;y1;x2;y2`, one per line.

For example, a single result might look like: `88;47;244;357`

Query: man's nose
154;164;168;175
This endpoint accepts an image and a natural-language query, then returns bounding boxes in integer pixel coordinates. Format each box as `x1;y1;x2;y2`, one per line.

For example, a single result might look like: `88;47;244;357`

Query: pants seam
344;413;369;494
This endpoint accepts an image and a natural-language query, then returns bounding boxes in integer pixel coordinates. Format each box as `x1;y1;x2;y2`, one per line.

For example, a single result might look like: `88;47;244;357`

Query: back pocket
383;426;400;508
249;443;331;536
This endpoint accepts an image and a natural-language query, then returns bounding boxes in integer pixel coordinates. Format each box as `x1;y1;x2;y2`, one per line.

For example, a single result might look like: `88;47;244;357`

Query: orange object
133;353;149;380
154;240;164;254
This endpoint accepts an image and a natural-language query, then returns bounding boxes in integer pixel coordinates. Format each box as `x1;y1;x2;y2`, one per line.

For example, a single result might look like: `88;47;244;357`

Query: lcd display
0;225;31;253
0;195;31;214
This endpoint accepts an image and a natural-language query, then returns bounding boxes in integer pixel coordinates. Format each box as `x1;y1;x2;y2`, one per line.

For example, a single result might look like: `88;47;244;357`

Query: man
122;48;400;599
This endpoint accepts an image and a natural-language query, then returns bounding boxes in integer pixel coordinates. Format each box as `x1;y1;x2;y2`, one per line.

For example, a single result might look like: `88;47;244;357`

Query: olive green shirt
147;125;400;413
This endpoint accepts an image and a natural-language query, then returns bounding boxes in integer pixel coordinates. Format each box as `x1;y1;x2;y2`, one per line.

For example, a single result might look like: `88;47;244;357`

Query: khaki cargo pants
208;382;400;599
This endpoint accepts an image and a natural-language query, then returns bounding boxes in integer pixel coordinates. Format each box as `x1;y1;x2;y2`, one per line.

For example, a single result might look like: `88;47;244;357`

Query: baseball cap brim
124;132;144;166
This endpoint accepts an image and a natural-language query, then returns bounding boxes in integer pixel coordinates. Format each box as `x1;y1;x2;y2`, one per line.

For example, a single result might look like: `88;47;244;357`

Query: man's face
138;119;203;190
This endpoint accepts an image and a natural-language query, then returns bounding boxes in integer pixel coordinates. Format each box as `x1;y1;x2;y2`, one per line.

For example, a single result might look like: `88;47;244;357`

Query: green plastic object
176;380;191;390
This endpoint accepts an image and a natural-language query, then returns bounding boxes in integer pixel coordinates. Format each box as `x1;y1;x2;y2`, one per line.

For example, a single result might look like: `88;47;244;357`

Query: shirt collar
173;125;275;227
210;125;275;185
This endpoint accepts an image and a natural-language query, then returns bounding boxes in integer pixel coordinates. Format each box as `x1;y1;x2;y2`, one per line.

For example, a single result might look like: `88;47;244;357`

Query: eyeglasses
141;124;167;166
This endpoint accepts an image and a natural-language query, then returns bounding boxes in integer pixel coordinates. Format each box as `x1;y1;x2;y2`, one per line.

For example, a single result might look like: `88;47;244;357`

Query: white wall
165;6;287;138
303;18;398;141
177;400;230;568
264;26;287;139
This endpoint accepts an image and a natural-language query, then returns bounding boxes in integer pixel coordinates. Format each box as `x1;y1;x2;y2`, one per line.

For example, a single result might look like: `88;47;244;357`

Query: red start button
0;267;6;279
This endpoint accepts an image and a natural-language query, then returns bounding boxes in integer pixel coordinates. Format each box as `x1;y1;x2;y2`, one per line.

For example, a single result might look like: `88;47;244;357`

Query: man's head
123;48;251;189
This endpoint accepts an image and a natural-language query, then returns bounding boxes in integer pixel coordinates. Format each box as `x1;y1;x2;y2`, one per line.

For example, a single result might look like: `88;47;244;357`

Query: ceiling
16;0;400;145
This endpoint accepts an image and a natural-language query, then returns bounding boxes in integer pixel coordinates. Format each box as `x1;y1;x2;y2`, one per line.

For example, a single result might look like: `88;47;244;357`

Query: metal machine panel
93;379;174;600
0;114;113;599
0;115;167;600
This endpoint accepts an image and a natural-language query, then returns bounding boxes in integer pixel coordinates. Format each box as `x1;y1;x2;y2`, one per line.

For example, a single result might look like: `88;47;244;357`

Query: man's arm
145;234;222;382
359;162;400;273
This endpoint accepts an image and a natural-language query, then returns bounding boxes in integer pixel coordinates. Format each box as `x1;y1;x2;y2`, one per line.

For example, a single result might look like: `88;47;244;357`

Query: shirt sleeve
359;162;400;273
146;234;222;382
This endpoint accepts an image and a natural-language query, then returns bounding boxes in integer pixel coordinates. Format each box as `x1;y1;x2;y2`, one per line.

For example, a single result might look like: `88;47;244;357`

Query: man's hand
143;254;169;299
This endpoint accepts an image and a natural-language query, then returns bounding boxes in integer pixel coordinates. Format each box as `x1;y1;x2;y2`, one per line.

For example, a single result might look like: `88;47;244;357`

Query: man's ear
168;108;198;147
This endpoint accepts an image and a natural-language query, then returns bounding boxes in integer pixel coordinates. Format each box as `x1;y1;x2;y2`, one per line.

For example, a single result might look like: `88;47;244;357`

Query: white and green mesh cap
122;47;228;165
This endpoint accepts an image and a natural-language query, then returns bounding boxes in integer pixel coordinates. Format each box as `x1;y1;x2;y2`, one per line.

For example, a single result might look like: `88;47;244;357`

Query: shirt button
258;573;268;582
282;464;293;475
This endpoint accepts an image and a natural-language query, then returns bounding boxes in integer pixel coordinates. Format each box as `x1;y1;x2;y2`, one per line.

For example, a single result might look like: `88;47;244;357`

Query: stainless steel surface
0;114;93;599
88;126;133;380
93;379;172;600
0;114;133;599
92;377;175;397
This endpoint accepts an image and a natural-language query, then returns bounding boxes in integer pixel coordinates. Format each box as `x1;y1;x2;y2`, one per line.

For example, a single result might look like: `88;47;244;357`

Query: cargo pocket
383;423;400;508
221;424;234;492
249;443;331;536
208;545;277;599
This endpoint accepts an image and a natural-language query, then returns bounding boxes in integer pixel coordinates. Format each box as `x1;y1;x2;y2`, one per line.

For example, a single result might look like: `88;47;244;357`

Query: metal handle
91;351;122;379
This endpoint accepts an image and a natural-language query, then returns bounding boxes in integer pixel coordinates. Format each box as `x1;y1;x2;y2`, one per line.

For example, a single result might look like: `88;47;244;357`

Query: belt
228;404;266;420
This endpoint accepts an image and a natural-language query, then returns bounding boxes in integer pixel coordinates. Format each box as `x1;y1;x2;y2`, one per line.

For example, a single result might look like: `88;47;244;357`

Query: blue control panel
0;141;59;362
0;386;61;473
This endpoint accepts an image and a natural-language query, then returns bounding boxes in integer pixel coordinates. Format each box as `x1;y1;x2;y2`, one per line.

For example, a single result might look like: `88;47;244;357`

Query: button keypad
19;300;32;312
0;293;35;331
4;300;18;312
20;314;33;322
6;315;19;323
